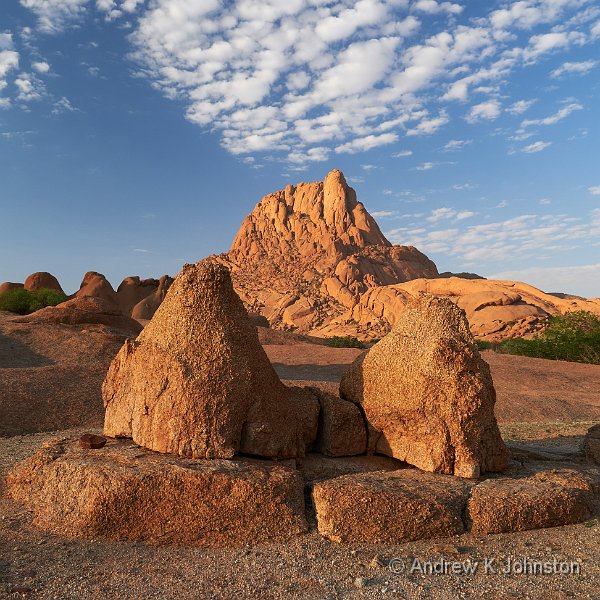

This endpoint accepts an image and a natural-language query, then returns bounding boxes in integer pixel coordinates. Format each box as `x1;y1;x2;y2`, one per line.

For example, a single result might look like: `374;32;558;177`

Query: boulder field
7;259;600;547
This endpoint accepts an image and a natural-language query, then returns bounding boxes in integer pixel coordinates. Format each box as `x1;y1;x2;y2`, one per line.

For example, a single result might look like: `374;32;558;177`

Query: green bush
327;335;366;349
0;288;67;315
478;311;600;364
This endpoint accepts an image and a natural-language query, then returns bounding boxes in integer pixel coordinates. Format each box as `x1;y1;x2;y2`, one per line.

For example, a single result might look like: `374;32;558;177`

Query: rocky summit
223;169;438;333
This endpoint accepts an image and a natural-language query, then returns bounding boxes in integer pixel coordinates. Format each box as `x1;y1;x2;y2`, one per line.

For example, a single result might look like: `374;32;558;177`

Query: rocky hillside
3;169;600;341
221;169;437;331
221;169;600;340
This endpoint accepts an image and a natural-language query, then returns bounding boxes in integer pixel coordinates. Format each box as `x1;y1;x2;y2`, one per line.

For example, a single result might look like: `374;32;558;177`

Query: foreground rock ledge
6;438;307;546
313;470;474;543
313;465;600;544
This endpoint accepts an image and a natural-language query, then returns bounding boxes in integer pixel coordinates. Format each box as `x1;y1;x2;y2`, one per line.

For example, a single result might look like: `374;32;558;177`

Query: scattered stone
7;438;308;546
103;260;319;460
340;295;508;477
313;469;473;544
79;434;107;449
311;388;367;457
584;424;600;465
467;467;600;534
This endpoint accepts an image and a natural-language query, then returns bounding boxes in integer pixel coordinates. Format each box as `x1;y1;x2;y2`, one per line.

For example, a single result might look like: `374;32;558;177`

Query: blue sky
1;0;599;296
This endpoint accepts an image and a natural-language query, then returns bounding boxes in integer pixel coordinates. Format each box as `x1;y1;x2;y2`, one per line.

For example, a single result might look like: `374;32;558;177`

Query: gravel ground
1;426;599;600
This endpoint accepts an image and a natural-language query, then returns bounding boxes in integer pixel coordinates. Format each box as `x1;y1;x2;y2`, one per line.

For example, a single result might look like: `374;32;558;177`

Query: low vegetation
0;288;67;315
477;311;600;365
327;335;366;349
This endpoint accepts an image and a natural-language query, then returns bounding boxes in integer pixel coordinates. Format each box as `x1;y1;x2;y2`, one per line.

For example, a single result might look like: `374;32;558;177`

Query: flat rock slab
6;438;307;547
313;463;600;544
467;467;600;534
313;469;474;544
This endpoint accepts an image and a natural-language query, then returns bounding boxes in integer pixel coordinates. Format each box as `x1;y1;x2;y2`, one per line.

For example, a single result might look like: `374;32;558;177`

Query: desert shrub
480;311;600;364
0;288;67;315
327;335;366;349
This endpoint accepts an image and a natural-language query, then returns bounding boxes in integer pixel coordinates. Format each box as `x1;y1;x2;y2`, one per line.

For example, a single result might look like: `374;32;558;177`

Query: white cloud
413;1;463;15
20;0;89;34
17;0;596;162
551;60;597;77
416;162;434;171
406;111;449;135
388;209;600;281
521;140;551;153
443;138;471;151
0;33;20;106
589;185;600;196
592;19;600;38
14;71;45;101
488;263;600;297
371;210;397;218
392;149;413;157
506;99;536;115
426;207;476;222
523;31;584;63
336;133;398;154
32;60;50;73
521;102;582;127
466;99;501;123
52;96;77;114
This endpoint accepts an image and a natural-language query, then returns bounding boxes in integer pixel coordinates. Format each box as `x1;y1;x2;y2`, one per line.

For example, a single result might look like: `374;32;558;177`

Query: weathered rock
313;469;473;543
467;467;599;534
130;275;173;320
223;169;438;333
311;388;367;457
0;282;24;294
584;424;600;465
116;276;159;315
340;295;508;477
0;309;134;436
345;277;600;342
103;260;319;460
7;438;308;546
23;272;64;294
76;271;120;308
12;296;142;337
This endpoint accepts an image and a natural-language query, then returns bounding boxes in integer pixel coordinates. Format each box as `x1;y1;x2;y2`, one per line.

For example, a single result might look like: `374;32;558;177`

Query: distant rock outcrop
13;296;142;337
338;277;600;341
76;271;120;307
103;260;319;460
0;282;23;294
223;169;438;333
23;272;64;294
340;295;508;477
130;275;173;320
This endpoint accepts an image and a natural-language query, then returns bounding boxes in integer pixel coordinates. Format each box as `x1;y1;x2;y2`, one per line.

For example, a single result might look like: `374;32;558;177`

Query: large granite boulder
340;295;508;477
103;260;319;460
7;437;307;546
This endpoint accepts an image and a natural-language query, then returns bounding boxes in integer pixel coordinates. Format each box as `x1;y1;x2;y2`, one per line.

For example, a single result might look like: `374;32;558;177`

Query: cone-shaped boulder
103;260;319;459
340;294;508;478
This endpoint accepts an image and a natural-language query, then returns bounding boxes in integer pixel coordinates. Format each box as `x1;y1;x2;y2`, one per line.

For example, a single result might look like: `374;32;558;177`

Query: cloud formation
15;0;600;165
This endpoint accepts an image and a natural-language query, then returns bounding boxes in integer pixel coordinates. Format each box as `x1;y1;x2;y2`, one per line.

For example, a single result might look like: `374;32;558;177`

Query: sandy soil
1;343;599;598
